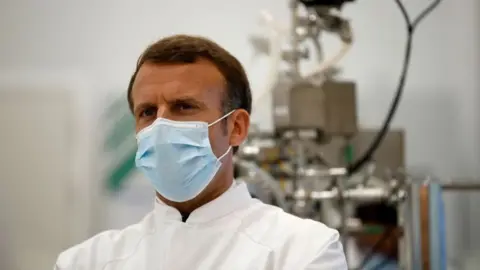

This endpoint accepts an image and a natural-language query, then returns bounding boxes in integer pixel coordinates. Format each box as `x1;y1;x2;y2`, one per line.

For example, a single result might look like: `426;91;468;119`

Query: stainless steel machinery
240;0;445;268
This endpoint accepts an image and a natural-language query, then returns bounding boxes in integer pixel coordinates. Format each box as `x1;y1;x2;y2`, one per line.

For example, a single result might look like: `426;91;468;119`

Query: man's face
130;59;248;164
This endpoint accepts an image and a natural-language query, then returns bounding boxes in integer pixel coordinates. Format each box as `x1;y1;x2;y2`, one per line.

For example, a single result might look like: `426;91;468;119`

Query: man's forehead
132;61;226;99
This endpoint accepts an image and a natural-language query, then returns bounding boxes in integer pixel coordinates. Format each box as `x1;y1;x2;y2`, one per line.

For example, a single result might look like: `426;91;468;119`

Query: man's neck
157;176;233;214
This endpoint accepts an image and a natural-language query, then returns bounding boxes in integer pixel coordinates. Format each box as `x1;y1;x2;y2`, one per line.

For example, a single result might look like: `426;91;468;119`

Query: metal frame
290;169;480;269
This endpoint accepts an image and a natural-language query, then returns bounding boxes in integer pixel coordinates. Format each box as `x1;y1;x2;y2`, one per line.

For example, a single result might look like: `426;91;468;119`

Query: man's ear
229;109;250;148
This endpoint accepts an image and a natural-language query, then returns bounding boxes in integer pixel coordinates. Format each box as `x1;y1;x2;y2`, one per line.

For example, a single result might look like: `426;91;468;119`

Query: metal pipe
295;187;388;202
397;191;409;270
336;177;348;261
289;0;300;76
441;182;480;191
234;159;289;211
400;182;423;270
293;139;307;194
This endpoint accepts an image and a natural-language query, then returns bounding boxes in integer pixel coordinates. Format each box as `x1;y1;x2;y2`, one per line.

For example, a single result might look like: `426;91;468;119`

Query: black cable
412;0;443;29
352;1;442;264
346;0;442;176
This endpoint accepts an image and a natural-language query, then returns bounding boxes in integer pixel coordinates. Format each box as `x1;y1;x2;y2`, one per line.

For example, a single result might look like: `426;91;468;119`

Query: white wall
0;0;478;171
1;0;479;265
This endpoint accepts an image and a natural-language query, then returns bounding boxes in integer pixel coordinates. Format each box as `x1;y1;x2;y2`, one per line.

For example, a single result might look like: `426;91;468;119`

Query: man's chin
155;191;207;213
156;192;196;205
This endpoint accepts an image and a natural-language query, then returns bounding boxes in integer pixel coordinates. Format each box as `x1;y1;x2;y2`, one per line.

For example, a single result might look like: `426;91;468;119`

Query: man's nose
156;106;172;120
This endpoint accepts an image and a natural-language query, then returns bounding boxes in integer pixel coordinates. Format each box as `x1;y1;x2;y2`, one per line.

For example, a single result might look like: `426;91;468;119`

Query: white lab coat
55;181;347;270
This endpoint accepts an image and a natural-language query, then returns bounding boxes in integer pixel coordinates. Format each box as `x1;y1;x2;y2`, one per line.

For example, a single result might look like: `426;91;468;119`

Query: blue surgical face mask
135;111;234;202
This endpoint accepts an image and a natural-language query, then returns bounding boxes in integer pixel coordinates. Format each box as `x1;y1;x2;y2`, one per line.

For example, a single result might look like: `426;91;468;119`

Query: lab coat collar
154;181;252;224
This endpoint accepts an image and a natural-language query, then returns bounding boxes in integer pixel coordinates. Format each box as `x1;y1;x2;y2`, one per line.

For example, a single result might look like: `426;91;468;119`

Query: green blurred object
106;149;137;192
344;143;354;164
105;113;135;152
104;95;138;192
362;224;385;235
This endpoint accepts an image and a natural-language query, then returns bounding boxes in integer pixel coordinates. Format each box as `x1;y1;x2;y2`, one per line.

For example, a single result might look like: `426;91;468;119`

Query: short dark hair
127;35;252;153
127;34;251;115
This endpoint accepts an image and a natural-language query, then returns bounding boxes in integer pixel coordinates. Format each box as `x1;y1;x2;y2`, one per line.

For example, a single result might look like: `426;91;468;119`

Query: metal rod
335;177;348;260
289;0;300;76
441;182;480;191
402;182;423;270
296;187;388;202
398;192;409;270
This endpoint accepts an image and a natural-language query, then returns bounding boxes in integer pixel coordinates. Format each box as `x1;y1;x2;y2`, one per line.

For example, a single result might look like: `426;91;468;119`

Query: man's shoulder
241;202;346;268
243;201;340;248
55;212;154;269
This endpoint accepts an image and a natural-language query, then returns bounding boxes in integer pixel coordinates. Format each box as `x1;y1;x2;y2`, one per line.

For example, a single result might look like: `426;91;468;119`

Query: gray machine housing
272;79;358;140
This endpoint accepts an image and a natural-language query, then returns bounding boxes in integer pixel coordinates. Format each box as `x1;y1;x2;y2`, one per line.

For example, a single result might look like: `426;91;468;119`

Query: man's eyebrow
168;97;207;107
133;102;155;115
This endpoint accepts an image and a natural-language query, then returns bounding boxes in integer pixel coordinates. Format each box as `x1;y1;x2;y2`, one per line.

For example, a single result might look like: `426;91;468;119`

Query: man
55;35;347;269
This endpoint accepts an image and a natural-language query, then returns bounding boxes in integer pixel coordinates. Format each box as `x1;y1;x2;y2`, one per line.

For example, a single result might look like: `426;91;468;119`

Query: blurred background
0;0;479;269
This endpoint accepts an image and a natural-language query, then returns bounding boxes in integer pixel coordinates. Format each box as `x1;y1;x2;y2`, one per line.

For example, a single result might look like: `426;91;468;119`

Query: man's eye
140;107;157;118
173;103;195;112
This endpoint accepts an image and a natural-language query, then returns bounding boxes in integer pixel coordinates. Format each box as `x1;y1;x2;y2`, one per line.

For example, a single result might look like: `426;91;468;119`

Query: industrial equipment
299;0;355;9
241;0;448;269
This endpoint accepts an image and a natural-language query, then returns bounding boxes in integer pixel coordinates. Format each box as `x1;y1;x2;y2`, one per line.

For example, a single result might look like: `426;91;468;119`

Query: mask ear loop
209;110;235;160
218;146;232;160
208;110;235;127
